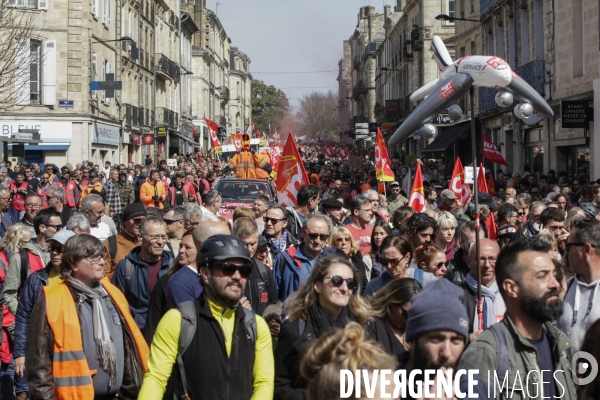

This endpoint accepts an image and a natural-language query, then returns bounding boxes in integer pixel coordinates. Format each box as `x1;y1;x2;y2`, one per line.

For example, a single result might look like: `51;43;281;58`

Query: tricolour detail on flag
375;128;395;182
276;133;309;207
408;163;426;213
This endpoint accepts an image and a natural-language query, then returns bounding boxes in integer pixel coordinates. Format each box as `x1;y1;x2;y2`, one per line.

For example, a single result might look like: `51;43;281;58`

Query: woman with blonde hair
300;322;397;400
433;211;457;261
274;254;371;400
328;227;369;295
414;242;448;278
367;278;421;357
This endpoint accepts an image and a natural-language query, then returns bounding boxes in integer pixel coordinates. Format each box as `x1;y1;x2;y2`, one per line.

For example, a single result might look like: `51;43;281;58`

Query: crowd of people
0;147;597;400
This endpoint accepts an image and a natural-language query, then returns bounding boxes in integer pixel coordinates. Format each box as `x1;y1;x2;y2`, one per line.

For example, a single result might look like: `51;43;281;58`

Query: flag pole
470;86;483;332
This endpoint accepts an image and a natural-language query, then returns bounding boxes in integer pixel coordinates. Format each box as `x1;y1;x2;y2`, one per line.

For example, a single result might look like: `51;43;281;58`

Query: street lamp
435;13;481;23
380;67;403;72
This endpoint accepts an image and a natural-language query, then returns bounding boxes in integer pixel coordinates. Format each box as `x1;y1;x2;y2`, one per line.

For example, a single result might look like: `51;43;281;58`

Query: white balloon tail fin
410;79;440;102
432;36;454;71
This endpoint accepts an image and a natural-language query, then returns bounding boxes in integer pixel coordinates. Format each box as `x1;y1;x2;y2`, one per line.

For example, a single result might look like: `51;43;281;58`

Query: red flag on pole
477;163;489;194
232;134;242;152
408;163;426;213
375;128;395;182
487;171;497;196
450;158;472;206
205;118;222;154
276;133;309;207
482;135;508;166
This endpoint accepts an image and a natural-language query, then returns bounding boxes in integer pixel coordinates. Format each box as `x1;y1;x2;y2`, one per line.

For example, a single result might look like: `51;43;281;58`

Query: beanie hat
405;278;469;342
122;203;147;223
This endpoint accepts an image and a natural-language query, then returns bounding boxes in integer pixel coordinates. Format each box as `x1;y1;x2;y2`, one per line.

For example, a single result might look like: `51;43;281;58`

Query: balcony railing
124;104;144;127
219;86;230;100
215;115;227;127
516;60;545;95
156;107;178;128
155;53;179;80
478;87;498;114
480;0;503;16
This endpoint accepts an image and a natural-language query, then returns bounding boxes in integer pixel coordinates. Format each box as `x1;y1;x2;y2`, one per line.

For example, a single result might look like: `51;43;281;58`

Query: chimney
384;4;391;19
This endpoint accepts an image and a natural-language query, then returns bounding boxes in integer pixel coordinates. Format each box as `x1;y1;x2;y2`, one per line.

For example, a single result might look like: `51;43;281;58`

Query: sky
206;0;386;108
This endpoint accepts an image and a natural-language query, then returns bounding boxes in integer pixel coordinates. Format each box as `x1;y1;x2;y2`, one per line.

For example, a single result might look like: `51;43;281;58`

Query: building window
29;40;41;104
448;0;455;23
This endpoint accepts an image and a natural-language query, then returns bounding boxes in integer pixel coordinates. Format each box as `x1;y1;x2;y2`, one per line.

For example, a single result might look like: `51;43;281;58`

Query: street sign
355;123;368;129
15;132;32;140
91;73;123;98
356;128;368;135
58;100;74;108
157;127;167;136
143;134;154;144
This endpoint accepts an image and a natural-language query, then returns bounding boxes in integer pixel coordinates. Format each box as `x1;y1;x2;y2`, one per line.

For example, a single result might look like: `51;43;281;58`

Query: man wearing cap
460;238;576;400
439;189;459;212
103;203;147;279
516;200;546;239
13;229;76;380
139;235;274;399
321;198;345;227
400;278;490;399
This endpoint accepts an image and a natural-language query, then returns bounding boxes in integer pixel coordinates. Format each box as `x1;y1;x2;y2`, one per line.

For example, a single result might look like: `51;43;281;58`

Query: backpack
254;259;269;287
107;235;117;262
170;300;257;399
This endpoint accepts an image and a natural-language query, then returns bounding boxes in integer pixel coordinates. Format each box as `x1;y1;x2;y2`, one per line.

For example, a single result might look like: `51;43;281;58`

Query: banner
276;133;309;207
375;128;395;182
338;146;350;158
408;163;426;213
450;158;472;206
205;118;222;155
269;143;283;178
231;133;243;152
482;135;508;166
325;145;334;157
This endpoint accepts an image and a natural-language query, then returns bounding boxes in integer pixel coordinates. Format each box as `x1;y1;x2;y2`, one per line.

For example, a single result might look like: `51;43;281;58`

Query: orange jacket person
25;234;149;399
224;134;272;179
255;150;272;179
139;170;167;209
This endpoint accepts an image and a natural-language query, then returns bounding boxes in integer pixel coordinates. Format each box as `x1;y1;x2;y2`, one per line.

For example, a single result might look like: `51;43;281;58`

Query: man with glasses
0;187;18;239
112;216;172;331
46;185;71;225
558;218;600;350
263;204;299;256
103;203;147;280
274;214;331;301
5;209;61;316
81;193;111;241
387;181;408;215
21;193;43;238
345;195;373;256
459;238;505;341
163;206;185;258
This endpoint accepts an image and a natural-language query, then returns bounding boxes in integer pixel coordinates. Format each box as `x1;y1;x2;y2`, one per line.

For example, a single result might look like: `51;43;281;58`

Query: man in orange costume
224;133;272;179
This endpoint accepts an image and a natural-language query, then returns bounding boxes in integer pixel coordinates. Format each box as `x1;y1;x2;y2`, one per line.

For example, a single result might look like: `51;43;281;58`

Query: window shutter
92;0;97;17
101;59;106;101
102;0;107;23
15;39;30;105
38;0;48;10
42;40;56;105
106;61;111;103
92;52;97;98
105;0;111;26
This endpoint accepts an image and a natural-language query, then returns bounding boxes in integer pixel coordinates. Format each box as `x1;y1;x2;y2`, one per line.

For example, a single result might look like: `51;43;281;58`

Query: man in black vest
138;235;274;399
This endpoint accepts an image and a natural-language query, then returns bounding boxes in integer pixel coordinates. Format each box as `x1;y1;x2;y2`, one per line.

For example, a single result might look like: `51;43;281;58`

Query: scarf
466;272;501;328
65;278;118;386
308;302;356;338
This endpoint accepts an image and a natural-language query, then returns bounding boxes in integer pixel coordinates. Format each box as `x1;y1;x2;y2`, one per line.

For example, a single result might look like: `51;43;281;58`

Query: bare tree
0;3;39;115
295;90;339;141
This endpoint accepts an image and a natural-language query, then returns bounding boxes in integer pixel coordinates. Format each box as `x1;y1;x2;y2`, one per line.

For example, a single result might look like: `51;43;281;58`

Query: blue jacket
0;208;20;239
111;246;171;330
274;244;317;301
14;262;51;358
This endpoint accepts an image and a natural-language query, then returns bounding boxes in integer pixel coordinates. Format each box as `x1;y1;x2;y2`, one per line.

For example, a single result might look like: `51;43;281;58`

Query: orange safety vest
44;278;149;399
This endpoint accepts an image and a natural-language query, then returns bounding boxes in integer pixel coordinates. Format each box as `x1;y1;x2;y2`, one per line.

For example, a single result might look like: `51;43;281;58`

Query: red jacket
7;181;28;211
64;180;78;208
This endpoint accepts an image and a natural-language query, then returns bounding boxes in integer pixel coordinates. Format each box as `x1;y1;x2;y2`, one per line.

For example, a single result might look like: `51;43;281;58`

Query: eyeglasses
566;242;595;251
25;204;41;209
164;218;183;225
213;262;252;278
307;233;329;241
50;244;63;253
131;217;144;224
324;275;357;291
517;212;525;216
398;304;409;318
45;224;63;231
263;216;285;224
381;254;408;268
144;234;168;243
336;237;351;242
433;261;451;269
0;197;10;201
187;221;200;227
86;254;106;264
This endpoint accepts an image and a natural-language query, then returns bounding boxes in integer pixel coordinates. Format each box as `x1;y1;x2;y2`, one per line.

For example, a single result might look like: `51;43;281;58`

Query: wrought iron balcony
124;104;144;127
515;60;545;95
156;107;179;128
219;86;230;100
480;0;503;16
155;53;179;80
478;87;499;114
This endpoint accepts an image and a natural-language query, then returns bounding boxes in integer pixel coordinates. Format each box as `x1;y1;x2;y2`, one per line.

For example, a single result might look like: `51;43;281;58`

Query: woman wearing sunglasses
415;243;448;278
367;278;421;358
363;221;393;281
274;254;371;400
327;227;369;296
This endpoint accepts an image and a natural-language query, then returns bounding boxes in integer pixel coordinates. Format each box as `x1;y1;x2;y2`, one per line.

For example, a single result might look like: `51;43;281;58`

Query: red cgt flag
276;133;309;207
375;128;395;182
482;135;508;166
408;163;426;213
487;170;497;196
231;134;243;152
205;118;222;153
450;158;472;206
477;163;489;194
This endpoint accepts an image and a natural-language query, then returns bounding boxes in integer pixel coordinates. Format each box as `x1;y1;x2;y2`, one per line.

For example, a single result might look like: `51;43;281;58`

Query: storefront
92;122;120;166
552;119;590;179
2;120;72;165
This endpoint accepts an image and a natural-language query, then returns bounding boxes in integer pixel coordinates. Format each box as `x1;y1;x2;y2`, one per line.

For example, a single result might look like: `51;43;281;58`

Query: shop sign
561;101;591;129
385;99;402;114
157;127;167;137
554;119;586;142
94;123;120;146
433;115;454;125
131;133;141;145
142;134;154;145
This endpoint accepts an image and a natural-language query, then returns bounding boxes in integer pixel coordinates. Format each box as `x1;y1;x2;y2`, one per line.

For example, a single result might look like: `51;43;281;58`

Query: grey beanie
405;278;470;342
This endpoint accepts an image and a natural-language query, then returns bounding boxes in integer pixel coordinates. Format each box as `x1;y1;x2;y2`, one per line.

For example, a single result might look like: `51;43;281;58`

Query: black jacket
365;317;407;358
144;273;170;344
274;318;314;400
459;281;477;334
244;259;278;315
444;248;470;285
350;252;369;296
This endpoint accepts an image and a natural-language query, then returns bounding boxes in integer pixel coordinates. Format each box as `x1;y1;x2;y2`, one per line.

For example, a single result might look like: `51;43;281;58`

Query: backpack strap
124;259;134;294
20;248;29;286
165;242;175;259
254;259;269;287
243;307;257;344
108;235;117;262
413;267;424;286
489;323;509;380
175;301;197;399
